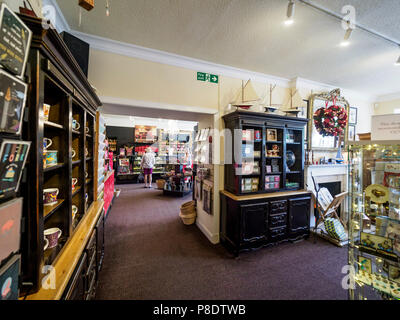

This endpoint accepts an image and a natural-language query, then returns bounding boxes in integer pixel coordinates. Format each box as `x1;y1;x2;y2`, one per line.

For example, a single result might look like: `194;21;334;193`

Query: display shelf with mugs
16;13;101;294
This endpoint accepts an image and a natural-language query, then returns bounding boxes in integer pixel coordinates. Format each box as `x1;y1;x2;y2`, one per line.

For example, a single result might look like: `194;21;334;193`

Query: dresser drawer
85;267;97;300
269;226;286;242
85;230;97;260
269;213;287;228
270;200;287;215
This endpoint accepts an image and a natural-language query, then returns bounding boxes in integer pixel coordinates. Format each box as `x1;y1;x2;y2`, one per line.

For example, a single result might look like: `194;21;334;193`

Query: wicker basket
179;212;196;225
156;179;166;190
180;201;196;216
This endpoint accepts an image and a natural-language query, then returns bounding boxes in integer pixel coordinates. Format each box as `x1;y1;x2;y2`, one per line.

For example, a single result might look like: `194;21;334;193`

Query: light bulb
284;19;294;26
340;40;350;47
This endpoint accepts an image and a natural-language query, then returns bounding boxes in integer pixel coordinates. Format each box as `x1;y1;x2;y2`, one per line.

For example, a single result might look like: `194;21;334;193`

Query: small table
162;173;193;197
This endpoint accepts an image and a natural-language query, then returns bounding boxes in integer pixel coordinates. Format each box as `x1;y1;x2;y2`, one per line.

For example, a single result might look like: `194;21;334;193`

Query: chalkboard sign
0;69;27;135
0;3;32;77
0;140;31;200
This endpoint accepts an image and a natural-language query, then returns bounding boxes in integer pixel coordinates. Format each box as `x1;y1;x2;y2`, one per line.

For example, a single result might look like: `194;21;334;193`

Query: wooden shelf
44;121;64;130
44;199;65;220
44;163;65;173
26;200;104;300
72;186;81;197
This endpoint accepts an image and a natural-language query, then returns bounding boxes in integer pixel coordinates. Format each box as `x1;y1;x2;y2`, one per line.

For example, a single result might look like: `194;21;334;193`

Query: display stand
348;141;400;300
0;4;33;300
17;13;102;296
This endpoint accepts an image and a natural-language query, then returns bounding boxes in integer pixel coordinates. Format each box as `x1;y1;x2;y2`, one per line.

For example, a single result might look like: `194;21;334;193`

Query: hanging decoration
79;0;95;11
313;97;347;137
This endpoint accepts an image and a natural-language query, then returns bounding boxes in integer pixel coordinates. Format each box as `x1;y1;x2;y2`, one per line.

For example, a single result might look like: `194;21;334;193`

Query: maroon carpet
95;183;348;300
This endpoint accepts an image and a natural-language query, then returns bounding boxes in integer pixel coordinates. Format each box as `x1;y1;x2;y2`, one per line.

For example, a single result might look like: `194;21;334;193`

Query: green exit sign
197;72;219;84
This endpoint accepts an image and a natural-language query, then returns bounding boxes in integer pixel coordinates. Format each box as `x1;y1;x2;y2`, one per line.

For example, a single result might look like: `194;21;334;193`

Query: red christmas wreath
313;102;348;137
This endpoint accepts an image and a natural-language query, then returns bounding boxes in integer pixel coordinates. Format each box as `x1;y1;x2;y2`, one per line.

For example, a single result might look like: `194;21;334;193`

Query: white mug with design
72;205;78;220
72;178;78;191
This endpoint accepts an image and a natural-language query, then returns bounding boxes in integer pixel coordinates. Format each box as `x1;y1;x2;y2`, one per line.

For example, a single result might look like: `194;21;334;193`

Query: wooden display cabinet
223;111;308;195
18;14;101;295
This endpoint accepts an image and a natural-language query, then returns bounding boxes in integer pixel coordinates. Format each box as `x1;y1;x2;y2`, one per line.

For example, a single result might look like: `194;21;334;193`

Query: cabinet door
63;252;87;300
96;211;105;273
288;197;310;234
240;202;268;243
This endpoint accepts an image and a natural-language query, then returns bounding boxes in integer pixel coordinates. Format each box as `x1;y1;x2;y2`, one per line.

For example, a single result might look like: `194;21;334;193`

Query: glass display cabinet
348;141;400;300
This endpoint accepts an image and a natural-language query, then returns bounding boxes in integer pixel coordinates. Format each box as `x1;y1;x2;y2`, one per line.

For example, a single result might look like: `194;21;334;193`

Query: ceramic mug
71;149;76;159
43;104;51;121
72;205;78;220
44;228;62;249
44;237;49;251
72;178;78;191
44;150;58;168
43;138;52;150
72;119;80;131
43;188;59;206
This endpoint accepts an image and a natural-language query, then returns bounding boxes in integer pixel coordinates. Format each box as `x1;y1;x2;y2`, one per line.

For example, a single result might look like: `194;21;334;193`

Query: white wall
374;98;400;116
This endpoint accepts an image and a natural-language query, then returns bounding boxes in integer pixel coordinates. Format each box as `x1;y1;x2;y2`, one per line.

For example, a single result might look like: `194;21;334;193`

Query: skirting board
196;219;219;244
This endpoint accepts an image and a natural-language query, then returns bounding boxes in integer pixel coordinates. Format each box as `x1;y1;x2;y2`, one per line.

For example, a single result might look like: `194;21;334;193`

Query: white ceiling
56;0;400;97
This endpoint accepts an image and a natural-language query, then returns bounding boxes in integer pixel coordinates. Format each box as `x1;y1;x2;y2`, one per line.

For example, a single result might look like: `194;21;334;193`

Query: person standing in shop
140;147;156;188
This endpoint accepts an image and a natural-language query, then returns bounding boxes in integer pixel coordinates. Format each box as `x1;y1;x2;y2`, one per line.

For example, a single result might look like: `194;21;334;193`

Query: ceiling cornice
375;91;400;103
44;0;71;33
100;96;218;115
71;30;292;88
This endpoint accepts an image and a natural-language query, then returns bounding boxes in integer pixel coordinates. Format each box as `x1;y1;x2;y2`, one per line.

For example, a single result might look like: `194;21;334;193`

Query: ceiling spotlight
285;0;295;26
395;47;400;66
341;21;353;47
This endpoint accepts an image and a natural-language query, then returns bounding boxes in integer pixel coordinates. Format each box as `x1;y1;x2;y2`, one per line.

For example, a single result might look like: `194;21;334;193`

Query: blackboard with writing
0;3;32;77
0;69;27;135
0;140;31;200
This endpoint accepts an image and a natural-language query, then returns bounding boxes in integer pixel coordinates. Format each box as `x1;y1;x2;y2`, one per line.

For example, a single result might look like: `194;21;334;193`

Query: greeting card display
0;254;20;300
0;140;31;199
0;198;23;263
0;3;32;77
0;69;27;135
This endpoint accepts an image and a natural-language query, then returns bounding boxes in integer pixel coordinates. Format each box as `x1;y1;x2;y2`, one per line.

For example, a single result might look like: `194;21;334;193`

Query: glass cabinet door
348;142;400;300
